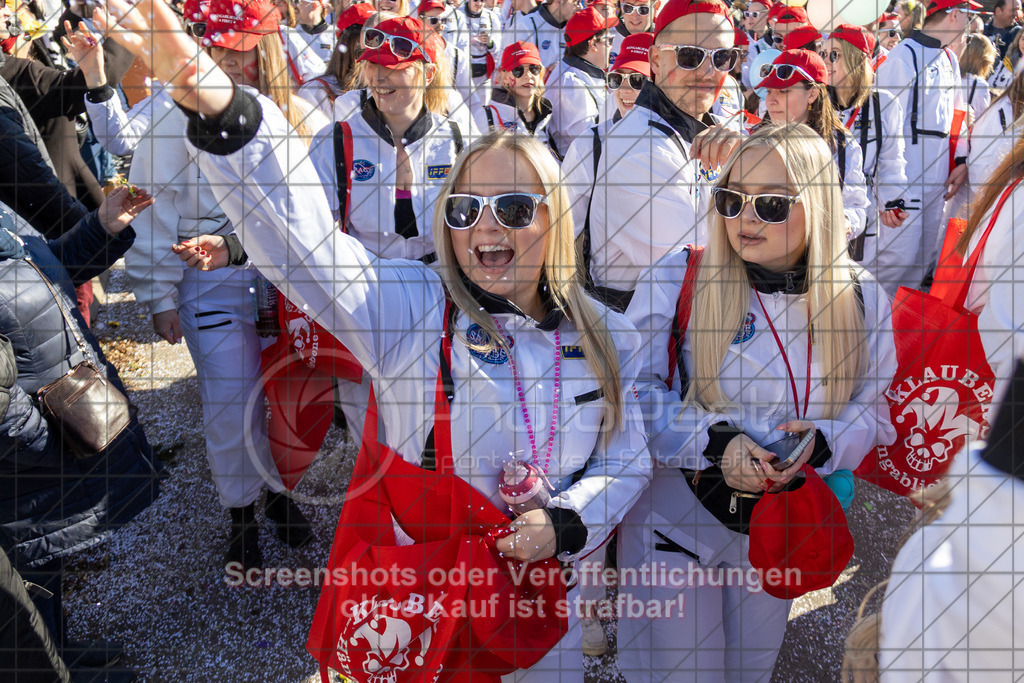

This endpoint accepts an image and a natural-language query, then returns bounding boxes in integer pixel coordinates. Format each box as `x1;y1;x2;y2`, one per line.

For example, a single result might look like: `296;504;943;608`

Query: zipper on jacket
729;491;761;514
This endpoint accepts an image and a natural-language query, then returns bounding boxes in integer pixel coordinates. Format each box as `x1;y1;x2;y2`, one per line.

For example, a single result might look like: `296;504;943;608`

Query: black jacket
0;24;134;211
0;75;88;240
0;216;161;570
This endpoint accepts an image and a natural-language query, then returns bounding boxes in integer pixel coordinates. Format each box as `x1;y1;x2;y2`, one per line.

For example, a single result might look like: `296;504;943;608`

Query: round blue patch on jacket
352;159;375;182
732;313;755;344
542;39;551;50
466;323;513;364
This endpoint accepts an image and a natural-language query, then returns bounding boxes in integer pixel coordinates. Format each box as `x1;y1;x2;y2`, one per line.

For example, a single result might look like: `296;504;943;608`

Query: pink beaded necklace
492;318;561;474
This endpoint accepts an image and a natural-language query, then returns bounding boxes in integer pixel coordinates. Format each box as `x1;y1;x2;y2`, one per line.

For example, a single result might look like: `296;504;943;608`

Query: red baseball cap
733;26;750;47
205;0;279;51
610;31;653;74
772;4;809;24
358;16;439;68
183;0;210;23
830;23;875;56
781;24;821;51
565;6;619;47
878;11;899;24
336;2;375;37
748;465;855;600
759;48;828;88
500;41;543;70
748;0;774;8
926;0;983;16
418;0;447;15
654;0;734;39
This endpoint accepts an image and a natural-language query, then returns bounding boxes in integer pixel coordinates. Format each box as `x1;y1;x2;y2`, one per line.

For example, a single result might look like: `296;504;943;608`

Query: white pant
177;267;285;508
615;469;791;683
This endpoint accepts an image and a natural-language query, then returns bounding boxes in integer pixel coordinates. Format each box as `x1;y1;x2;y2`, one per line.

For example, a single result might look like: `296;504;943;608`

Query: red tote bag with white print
306;305;567;682
854;181;1019;497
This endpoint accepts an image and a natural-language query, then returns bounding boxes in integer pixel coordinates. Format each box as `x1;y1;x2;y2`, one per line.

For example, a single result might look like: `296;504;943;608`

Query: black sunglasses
880;28;900;38
511;64;543;78
424;15;448;26
606;71;646;90
819;49;841;63
660;44;740;72
621;3;651;15
713;188;801;224
772;34;784;45
187;21;206;37
444;193;547;230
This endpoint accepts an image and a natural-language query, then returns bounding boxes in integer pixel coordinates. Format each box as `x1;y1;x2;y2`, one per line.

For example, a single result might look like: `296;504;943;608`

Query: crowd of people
2;0;1024;680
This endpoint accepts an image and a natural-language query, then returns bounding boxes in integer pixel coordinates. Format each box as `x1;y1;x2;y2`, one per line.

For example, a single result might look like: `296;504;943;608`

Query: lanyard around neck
754;290;812;420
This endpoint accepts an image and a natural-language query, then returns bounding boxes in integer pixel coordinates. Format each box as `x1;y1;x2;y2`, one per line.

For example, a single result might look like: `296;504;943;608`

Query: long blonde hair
254;32;314;142
433;131;625;435
835;39;874;110
685;123;867;417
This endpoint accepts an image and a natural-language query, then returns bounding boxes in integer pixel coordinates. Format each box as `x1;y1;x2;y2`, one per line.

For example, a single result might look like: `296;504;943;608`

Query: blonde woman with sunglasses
619;123;897;683
97;0;653;677
477;41;556;149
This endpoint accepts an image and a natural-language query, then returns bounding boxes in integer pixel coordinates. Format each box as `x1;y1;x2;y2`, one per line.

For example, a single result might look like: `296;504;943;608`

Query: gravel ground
62;262;916;682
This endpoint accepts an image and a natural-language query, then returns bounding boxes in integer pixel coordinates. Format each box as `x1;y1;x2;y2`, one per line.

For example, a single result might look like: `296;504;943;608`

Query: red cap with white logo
610;32;653;76
205;0;279;52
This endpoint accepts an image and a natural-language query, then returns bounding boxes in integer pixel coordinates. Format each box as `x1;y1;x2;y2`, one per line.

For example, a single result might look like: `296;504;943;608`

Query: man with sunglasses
512;0;580;71
875;0;977;289
577;0;742;309
546;4;617;154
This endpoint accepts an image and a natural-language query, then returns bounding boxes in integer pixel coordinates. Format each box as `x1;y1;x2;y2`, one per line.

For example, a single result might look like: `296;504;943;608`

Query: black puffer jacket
0;215;161;570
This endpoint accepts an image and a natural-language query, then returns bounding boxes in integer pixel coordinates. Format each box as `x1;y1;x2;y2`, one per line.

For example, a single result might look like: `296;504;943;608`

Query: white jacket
546;56;607;156
876;32;968;188
880;446;1024;682
462;6;502;63
124;89;233;314
579;81;742;292
475;87;555;151
627;248;897;475
838;88;910;213
968;96;1021;191
183;88;654;560
965;180;1024;405
513;4;566;72
834;129;870;240
297;73;343;121
308;98;467;260
561;112;622;239
280;26;327;85
293;21;336;64
962;72;992;120
84;86;155;157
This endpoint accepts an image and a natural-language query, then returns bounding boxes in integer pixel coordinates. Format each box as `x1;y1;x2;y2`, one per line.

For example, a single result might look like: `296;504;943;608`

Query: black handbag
28;259;133;458
682;467;763;535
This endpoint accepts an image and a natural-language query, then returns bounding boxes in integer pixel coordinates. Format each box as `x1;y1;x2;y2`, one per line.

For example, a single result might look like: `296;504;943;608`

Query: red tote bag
307;308;568;682
854;180;1019;496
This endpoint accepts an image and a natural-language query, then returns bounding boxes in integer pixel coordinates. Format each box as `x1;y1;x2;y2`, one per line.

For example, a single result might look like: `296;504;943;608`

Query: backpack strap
279;30;305;86
999;105;1008;131
648;120;688;158
836;129;847;188
313;76;338;104
485;104;505;129
448;119;465;154
581;125;602;289
333;120;354;232
421;300;456;473
908;46;921;145
665;246;704;393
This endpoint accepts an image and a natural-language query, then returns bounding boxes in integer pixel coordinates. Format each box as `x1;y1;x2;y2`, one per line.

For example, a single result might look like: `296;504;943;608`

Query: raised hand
60;20;106;88
99;185;155;235
92;0;233;115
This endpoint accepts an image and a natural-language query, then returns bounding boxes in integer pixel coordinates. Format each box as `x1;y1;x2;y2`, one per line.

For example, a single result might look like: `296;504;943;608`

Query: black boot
225;503;262;570
265;491;313;548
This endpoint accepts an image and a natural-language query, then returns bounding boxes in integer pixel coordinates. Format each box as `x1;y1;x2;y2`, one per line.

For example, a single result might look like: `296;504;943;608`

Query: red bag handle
945;178;1022;311
666;246;704;390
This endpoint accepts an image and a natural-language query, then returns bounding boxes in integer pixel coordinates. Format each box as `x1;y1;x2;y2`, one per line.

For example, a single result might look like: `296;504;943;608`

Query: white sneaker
581;617;608;656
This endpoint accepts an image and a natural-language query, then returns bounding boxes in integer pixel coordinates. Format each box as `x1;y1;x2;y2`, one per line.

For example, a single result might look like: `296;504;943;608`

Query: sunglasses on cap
511;63;543;78
621;3;651;15
444;193;547;230
879;28;900;38
743;9;761;17
660;44;740;72
362;27;433;62
818;49;840;63
606;71;646;90
759;62;816;84
947;6;980;15
424;15;448;26
713;187;802;224
187;21;206;37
